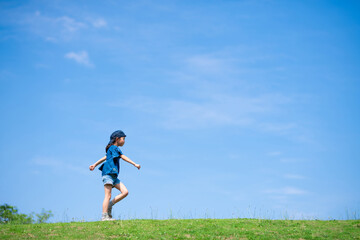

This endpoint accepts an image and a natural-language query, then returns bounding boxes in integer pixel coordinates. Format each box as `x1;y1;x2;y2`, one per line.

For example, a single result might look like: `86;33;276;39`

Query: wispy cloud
65;51;93;67
259;122;298;134
57;16;86;32
92;18;107;28
143;168;168;177
4;9;109;42
107;49;311;142
186;55;230;74
264;187;307;195
112;93;293;131
32;157;88;175
284;174;306;180
27;12;88;41
279;158;304;163
267;151;283;156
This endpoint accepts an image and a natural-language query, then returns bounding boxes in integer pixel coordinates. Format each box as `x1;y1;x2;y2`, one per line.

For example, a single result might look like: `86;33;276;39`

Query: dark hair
105;143;112;153
106;130;126;153
105;137;120;152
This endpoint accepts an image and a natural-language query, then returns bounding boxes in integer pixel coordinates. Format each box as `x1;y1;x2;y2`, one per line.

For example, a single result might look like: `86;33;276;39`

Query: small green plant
0;204;53;224
35;209;54;223
0;204;33;224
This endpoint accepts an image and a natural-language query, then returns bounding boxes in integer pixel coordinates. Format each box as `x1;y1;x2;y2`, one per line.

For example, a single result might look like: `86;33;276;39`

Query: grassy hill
1;218;359;239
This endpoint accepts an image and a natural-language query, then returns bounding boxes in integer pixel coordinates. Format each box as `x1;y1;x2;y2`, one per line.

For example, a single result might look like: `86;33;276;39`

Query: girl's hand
134;164;141;170
89;165;95;171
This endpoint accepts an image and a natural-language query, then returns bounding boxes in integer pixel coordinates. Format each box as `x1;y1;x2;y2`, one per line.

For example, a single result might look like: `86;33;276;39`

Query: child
89;130;141;221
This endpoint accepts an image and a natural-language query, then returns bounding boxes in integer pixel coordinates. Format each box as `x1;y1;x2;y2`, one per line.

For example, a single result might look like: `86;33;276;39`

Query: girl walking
89;130;141;221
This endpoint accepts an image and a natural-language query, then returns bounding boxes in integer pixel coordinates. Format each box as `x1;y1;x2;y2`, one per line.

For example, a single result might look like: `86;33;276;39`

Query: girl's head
106;130;126;152
115;136;125;147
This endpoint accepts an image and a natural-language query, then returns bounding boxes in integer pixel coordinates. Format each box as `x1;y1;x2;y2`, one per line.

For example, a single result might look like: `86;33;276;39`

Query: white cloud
33;157;61;168
186;55;227;73
259;122;298;134
34;63;49;69
280;158;303;163
264;187;307;195
92;18;107;28
56;16;86;32
107;50;311;143
65;51;93;67
12;11;109;41
284;174;305;180
267;151;282;156
112;93;292;130
32;157;88;175
45;36;57;42
21;13;88;41
144;168;168;177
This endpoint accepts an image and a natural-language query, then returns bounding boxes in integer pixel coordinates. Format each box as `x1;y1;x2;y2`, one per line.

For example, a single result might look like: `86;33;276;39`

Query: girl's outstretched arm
89;156;106;171
121;155;141;170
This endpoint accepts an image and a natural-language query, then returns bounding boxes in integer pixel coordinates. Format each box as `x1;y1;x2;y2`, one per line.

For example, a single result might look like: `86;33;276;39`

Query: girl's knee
123;190;129;197
104;191;112;199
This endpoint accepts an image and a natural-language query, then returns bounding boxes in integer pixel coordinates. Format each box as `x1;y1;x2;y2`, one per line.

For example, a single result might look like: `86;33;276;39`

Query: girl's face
116;137;125;146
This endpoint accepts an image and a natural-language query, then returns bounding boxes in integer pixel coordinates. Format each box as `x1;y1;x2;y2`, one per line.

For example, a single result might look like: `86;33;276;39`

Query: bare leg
112;182;129;205
102;184;112;213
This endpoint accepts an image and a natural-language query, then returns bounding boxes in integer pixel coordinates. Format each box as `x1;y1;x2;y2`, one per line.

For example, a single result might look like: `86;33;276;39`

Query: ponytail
106;131;124;152
105;143;112;153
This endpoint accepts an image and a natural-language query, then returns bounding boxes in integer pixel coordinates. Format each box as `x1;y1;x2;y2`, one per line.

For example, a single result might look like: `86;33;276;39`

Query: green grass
1;218;359;239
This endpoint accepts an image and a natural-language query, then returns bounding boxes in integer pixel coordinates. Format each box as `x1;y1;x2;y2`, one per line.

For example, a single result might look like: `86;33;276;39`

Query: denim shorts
102;174;120;187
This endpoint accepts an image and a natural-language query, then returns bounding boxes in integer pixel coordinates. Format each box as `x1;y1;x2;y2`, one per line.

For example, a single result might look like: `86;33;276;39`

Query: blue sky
1;0;359;221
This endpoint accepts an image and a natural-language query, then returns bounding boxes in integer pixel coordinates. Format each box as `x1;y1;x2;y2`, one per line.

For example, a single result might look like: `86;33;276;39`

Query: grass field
1;218;360;239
